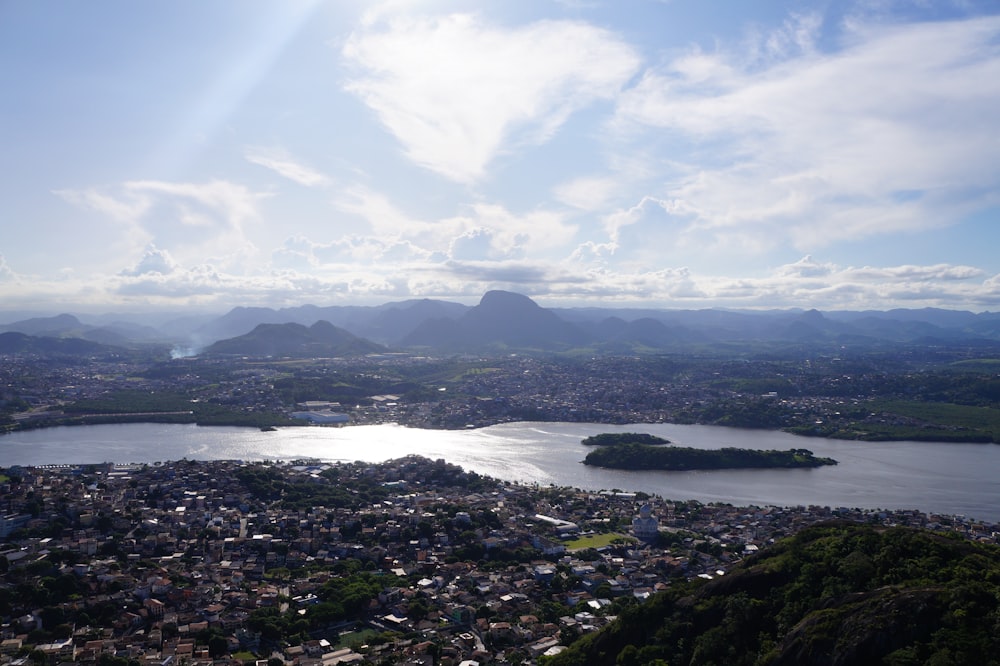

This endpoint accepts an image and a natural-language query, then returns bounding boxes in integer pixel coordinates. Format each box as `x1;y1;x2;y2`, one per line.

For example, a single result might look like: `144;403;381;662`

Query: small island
581;433;837;470
582;432;671;446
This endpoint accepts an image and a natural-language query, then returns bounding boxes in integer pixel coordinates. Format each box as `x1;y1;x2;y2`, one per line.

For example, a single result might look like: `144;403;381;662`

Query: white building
632;504;659;541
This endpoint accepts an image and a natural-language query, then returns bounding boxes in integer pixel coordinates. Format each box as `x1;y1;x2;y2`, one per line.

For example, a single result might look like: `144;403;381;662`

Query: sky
2;0;1000;314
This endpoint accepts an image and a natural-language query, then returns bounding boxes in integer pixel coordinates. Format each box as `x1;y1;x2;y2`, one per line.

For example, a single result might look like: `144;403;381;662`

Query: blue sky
2;0;999;313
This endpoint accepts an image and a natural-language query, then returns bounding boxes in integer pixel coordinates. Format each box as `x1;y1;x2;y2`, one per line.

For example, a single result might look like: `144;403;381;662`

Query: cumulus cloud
343;13;640;182
775;255;836;279
615;14;1000;249
2;246;1000;312
333;184;576;262
122;245;178;276
442;204;574;259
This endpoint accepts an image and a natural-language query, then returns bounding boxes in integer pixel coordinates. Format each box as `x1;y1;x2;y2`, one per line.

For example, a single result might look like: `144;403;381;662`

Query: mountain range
3;291;1000;358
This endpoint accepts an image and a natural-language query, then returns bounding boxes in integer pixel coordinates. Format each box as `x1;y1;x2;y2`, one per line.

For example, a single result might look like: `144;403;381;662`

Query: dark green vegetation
51;389;300;429
582;440;836;470
234;465;390;511
545;523;1000;666
582;432;671;446
247;569;389;641
234;459;496;513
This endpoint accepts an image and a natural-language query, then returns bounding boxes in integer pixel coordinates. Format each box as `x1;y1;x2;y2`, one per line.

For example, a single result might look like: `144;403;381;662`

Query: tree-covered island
581;432;671;446
582;433;837;470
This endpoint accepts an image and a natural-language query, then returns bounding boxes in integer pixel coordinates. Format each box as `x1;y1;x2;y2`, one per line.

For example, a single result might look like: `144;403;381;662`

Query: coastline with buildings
1;456;996;665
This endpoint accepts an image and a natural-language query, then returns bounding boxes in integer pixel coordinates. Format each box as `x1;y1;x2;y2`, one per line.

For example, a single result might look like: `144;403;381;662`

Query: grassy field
949;358;1000;372
562;532;635;550
875;400;1000;441
792;400;1000;442
335;628;381;648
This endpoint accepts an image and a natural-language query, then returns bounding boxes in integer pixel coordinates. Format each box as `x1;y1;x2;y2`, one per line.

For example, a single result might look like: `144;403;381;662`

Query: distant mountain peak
479;290;542;310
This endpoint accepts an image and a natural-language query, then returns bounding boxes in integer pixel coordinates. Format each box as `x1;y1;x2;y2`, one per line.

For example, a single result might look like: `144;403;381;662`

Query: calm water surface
1;422;998;522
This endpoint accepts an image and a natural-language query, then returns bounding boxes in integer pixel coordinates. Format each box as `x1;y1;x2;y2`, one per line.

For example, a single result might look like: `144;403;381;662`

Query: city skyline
2;0;999;313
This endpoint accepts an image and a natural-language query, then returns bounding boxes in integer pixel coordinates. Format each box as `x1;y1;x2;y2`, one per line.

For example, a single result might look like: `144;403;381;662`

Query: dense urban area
3;348;1000;443
1;456;995;666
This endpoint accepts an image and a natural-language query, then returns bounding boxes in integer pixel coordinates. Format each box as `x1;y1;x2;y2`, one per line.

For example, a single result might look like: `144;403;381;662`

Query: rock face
402;290;588;351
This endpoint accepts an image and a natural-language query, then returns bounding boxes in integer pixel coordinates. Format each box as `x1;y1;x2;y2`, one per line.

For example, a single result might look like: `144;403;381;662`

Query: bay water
1;421;997;522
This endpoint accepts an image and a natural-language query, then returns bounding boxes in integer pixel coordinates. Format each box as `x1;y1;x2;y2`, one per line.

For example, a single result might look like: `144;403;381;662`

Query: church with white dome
632;503;660;541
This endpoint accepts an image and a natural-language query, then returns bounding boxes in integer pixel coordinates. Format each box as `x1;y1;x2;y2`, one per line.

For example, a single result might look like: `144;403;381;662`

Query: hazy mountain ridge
0;313;171;347
3;292;1000;356
0;331;116;356
203;320;386;358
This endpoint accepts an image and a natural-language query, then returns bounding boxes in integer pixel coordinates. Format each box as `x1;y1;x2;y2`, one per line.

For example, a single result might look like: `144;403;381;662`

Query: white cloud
553;176;620;211
2;246;999;312
744;12;823;64
122;245;178;276
843;263;985;282
14;8;1000;315
442;203;575;258
775;255;836;279
123;180;265;232
53;188;151;223
57;180;268;270
343;13;640;182
245;149;331;187
333;184;576;262
615;14;1000;250
270;236;320;272
271;233;435;268
332;184;423;238
0;254;17;282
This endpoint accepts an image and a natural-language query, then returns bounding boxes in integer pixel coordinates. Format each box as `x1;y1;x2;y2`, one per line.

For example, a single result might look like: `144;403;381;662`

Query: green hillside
544;523;1000;666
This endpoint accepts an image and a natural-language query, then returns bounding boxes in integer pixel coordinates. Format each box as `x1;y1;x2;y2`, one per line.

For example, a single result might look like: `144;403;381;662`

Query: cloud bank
4;3;999;314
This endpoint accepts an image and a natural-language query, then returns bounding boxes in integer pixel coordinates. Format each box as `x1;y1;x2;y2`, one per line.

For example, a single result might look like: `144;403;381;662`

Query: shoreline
5;410;998;447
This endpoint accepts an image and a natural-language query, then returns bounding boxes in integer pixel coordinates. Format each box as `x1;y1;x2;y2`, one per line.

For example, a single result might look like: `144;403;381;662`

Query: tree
408;599;429;621
559;625;579;647
208;635;229;659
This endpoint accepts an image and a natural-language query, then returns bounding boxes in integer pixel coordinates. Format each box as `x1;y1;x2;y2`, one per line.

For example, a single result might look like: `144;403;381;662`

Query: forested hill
582;443;836;470
544;523;1000;666
204;320;385;357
